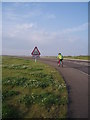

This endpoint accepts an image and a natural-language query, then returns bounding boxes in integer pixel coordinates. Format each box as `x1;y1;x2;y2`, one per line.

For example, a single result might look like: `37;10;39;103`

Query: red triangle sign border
31;46;40;56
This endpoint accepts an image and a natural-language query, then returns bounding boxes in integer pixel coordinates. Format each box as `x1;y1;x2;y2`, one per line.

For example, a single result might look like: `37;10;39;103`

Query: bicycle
58;59;63;67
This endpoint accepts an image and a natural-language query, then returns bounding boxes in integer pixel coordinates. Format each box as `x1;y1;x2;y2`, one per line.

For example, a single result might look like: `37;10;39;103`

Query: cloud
4;23;36;38
2;2;88;56
61;23;88;34
3;22;88;43
16;23;34;30
47;14;56;19
3;22;88;56
4;22;88;41
3;3;43;22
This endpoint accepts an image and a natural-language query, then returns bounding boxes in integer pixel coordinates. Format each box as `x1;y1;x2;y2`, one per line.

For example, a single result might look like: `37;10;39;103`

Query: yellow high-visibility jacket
57;55;63;59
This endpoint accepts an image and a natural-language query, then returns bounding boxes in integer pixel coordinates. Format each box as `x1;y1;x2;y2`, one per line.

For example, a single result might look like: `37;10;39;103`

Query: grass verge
2;56;68;118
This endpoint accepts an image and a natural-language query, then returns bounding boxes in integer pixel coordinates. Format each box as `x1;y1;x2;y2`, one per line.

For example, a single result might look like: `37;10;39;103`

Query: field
2;56;68;118
41;55;90;60
64;56;90;60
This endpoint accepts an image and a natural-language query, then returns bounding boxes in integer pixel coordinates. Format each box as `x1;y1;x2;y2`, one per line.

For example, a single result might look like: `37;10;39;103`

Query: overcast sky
2;2;88;56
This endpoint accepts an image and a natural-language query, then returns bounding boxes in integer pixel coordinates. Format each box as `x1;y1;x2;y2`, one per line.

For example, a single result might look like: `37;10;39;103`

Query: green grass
2;56;68;118
43;55;90;60
64;55;90;60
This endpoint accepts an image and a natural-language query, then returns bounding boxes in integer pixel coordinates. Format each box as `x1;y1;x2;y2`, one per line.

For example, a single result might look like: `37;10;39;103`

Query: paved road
39;58;88;118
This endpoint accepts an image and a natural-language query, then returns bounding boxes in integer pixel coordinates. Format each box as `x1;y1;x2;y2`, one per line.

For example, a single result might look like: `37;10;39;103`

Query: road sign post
35;58;36;63
31;47;41;62
34;56;37;63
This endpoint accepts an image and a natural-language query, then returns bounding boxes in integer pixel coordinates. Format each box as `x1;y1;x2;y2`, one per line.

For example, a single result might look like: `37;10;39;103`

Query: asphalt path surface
39;58;88;118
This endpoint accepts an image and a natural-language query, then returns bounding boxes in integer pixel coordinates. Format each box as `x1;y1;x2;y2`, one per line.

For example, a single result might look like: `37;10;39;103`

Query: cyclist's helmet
58;53;61;55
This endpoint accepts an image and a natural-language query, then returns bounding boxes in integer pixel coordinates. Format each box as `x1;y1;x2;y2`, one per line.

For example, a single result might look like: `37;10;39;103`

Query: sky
1;0;89;2
2;2;88;56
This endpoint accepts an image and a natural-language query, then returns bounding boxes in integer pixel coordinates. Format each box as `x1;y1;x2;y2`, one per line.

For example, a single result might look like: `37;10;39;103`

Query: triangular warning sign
31;47;40;55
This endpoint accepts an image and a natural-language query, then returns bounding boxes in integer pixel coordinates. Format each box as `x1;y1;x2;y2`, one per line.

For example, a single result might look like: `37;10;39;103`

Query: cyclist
57;53;63;67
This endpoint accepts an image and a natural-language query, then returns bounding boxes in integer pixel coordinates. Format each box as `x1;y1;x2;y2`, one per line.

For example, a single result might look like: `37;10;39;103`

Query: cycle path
39;58;88;118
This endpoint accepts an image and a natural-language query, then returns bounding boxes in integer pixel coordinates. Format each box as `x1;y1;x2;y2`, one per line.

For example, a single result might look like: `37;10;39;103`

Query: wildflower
7;80;10;83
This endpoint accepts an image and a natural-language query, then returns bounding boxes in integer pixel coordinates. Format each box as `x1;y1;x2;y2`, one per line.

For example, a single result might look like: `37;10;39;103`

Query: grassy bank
2;56;68;119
